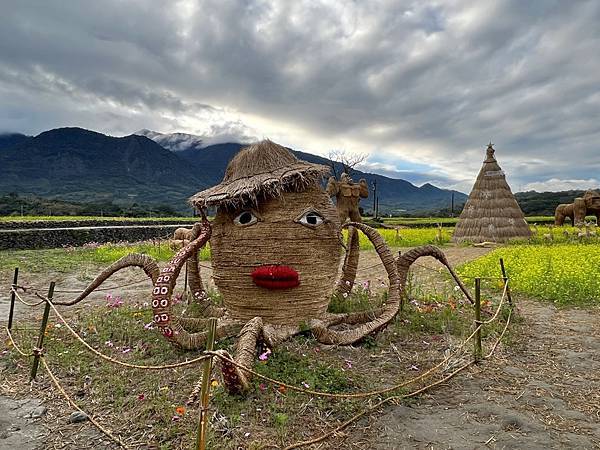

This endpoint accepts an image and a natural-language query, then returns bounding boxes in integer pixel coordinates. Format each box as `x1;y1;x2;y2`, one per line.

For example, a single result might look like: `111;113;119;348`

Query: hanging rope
41;357;129;449
33;293;211;370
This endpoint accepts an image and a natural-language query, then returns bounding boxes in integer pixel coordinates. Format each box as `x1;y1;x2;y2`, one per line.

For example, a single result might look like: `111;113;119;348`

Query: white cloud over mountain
1;0;599;192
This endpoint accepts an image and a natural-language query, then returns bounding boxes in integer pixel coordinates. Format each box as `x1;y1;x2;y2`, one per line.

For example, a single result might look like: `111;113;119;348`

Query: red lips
251;265;300;289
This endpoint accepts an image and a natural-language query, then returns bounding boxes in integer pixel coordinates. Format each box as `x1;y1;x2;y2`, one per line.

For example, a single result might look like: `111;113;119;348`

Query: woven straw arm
397;245;474;304
312;222;400;345
54;253;159;306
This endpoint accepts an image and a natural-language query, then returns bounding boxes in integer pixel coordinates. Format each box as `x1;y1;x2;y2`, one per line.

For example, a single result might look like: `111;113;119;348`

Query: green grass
458;243;600;305
6;222;597;277
0;241;211;274
3;300;363;449
2;262;518;449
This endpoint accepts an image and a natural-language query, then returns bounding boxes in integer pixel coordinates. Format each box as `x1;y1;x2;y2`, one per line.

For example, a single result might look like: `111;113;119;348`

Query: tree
327;150;369;178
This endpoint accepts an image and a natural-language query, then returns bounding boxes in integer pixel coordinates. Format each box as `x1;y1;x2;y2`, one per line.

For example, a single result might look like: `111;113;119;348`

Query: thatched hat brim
189;140;330;208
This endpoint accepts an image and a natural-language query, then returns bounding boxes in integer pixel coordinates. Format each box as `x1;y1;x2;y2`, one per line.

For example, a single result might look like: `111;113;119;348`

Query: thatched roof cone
452;143;531;243
189;140;330;208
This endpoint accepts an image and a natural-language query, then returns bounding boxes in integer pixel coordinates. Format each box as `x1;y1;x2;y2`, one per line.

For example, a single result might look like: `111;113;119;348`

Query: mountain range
0;127;466;214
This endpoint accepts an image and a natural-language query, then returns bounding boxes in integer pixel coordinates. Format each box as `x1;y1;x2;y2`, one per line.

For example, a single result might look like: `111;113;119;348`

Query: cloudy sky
1;0;599;193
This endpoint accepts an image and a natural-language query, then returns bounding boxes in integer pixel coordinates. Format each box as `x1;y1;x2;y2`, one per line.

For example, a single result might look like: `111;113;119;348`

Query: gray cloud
1;0;599;192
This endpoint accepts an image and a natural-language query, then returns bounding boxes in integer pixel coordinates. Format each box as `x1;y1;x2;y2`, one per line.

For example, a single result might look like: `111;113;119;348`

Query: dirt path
360;300;600;449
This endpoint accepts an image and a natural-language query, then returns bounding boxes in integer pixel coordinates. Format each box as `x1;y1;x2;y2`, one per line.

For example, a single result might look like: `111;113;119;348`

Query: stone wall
0;224;194;250
0;219;197;230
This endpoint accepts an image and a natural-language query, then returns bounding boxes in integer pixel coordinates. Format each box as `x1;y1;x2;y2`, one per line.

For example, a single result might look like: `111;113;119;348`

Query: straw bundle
190;140;330;209
190;140;342;325
211;186;342;324
453;144;531;243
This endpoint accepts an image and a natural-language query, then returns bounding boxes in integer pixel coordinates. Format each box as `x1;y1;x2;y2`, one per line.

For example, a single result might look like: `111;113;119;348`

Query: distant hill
178;142;467;214
515;189;600;216
0;133;31;150
0;127;466;215
0;127;206;212
0;192;179;217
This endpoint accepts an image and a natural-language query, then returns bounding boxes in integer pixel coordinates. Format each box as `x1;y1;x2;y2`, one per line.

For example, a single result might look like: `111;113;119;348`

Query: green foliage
0;193;185;217
458;244;600;304
254;347;351;393
328;285;379;313
515;189;600;216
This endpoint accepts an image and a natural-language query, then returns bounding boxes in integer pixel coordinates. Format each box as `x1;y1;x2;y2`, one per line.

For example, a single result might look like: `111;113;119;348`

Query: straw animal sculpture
326;173;369;295
69;140;472;395
453;143;531;243
555;190;600;226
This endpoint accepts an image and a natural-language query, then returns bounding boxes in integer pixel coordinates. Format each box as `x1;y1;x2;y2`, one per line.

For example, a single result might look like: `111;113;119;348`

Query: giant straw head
190;140;342;324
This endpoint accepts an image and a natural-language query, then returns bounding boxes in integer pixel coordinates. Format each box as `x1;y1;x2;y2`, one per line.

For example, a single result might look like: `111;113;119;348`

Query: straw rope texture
4;276;512;450
453;144;531;243
189;140;330;209
211;186;342;324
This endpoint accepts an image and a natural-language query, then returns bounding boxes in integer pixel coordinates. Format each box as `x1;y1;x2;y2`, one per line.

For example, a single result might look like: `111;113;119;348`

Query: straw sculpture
327;173;369;295
555;190;600;226
326;173;369;224
68;140;472;395
452;143;531;243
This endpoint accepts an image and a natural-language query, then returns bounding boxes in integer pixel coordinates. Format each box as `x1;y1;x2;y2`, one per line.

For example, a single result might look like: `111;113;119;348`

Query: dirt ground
1;246;599;449
363;300;600;449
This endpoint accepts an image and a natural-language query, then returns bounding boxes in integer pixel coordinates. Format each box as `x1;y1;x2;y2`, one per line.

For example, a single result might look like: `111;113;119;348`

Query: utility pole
375;196;379;220
451;192;455;217
372;180;377;217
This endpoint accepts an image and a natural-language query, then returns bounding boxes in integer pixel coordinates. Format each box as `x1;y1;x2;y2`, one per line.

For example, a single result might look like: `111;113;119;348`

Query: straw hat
189;140;330;208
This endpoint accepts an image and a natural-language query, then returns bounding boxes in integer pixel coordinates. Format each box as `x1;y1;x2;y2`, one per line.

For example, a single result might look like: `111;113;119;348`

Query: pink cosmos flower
258;348;272;361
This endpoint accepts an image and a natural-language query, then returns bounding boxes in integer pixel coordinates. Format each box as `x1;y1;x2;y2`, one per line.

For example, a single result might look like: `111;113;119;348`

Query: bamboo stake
397;251;404;313
8;267;18;330
185;261;189;304
499;258;513;306
30;282;55;381
196;318;217;450
474;278;482;362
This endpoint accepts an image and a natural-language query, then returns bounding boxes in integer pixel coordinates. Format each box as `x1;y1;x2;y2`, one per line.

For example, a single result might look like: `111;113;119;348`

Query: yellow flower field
457;244;600;304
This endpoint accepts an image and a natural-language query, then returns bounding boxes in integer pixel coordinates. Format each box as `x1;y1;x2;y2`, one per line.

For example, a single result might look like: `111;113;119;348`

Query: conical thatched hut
452;143;531;243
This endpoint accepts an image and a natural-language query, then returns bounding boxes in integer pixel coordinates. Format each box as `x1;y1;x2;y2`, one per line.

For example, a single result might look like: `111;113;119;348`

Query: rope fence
4;263;515;450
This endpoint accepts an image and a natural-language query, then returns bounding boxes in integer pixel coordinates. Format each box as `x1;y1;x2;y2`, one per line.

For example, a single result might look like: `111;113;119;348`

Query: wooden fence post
474;278;482;362
30;282;55;381
8;267;19;330
499;258;513;306
196;318;217;450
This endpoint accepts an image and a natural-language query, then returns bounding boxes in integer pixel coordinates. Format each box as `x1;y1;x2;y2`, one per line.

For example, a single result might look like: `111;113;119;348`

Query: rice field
457;243;600;305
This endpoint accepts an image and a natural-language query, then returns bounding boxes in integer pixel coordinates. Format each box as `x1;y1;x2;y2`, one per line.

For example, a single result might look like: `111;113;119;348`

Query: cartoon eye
234;210;259;227
299;211;324;227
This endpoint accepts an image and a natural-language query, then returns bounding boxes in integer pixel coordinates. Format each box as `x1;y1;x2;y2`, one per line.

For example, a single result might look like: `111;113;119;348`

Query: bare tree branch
328;150;369;176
